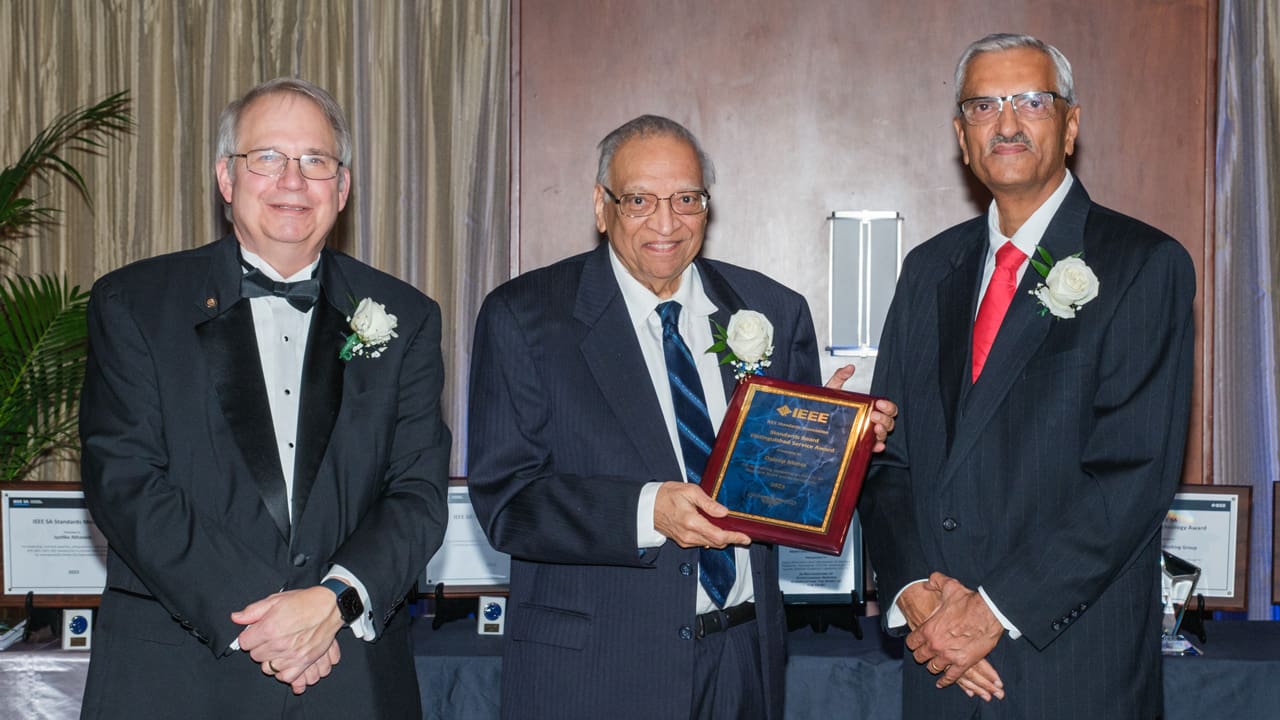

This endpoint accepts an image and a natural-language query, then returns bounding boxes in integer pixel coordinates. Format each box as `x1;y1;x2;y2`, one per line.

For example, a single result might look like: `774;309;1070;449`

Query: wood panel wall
511;0;1216;483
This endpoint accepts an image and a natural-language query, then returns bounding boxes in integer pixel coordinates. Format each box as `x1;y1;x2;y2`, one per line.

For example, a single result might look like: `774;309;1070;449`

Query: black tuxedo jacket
79;235;450;719
862;181;1195;720
467;243;821;719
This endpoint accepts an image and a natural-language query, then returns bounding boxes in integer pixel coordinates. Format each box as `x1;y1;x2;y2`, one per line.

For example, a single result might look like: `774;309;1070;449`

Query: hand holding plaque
698;375;882;555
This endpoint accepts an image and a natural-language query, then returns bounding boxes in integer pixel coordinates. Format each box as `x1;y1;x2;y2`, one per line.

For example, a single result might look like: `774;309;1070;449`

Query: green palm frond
0;274;89;481
0;91;133;245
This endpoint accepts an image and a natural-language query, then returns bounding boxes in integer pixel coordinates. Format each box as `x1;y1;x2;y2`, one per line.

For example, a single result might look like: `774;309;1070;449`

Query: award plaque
700;375;880;555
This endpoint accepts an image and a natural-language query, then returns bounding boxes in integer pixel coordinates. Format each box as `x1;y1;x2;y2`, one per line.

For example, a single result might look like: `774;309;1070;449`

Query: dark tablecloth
413;619;1280;719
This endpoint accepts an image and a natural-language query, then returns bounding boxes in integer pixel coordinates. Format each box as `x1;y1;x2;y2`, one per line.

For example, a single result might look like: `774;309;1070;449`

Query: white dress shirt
240;248;376;640
888;171;1075;639
608;247;755;614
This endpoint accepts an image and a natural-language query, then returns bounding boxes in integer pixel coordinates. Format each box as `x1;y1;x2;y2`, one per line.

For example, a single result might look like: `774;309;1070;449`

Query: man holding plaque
469;115;893;719
861;34;1195;719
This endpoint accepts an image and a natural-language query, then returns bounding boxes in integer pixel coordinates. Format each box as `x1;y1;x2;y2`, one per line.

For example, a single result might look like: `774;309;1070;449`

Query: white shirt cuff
886;578;927;629
326;565;377;641
978;585;1021;639
636;482;666;548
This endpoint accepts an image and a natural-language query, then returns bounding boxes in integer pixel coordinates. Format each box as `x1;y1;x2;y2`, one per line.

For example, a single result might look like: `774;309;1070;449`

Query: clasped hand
232;586;345;695
900;573;1006;701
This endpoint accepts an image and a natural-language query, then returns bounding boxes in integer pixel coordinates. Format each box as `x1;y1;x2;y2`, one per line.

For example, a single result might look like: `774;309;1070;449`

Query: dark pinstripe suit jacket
861;181;1195;720
468;243;821;719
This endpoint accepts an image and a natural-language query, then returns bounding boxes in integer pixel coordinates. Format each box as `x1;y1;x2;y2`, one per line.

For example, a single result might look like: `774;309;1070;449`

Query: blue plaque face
714;389;860;529
69;615;89;634
701;376;879;555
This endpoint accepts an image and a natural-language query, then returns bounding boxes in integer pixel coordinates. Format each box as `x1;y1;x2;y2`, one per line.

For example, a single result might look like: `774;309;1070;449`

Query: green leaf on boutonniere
706;320;735;363
1031;246;1054;278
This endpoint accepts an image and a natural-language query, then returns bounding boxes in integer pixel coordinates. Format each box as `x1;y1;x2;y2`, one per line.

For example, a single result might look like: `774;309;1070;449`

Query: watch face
337;588;364;624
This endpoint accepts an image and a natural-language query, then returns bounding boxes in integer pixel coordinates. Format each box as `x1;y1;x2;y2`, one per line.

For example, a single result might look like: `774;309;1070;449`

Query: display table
412;619;1280;720
0;640;89;720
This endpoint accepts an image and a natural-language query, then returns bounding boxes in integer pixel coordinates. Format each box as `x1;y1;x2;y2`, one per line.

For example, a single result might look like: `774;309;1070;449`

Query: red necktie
971;242;1027;382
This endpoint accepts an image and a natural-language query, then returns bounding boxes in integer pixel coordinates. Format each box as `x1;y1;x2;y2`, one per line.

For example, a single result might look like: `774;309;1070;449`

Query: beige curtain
1214;0;1280;619
0;0;510;479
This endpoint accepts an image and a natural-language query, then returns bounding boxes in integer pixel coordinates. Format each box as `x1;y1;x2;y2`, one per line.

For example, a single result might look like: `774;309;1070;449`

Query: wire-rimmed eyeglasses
957;91;1066;125
602;186;710;218
228;148;344;180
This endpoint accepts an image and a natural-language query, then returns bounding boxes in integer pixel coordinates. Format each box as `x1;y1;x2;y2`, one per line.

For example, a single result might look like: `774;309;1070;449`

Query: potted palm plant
0;91;132;481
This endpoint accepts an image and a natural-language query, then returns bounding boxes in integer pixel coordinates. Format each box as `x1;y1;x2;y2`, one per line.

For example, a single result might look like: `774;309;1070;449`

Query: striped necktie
657;301;735;607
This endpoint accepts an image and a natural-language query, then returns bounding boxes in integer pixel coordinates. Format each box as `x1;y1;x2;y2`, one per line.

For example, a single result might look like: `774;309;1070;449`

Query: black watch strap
321;578;364;625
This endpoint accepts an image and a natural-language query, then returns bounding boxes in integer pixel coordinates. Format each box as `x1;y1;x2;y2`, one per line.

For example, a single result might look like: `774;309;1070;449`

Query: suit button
941;517;958;531
679;626;693;641
292;553;308;567
1078;602;1088;611
1051;621;1062;631
679;563;693;576
1070;609;1080;618
1062;616;1072;625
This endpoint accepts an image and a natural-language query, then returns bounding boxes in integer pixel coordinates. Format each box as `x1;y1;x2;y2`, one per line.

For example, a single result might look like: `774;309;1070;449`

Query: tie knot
657;300;682;332
995;242;1027;269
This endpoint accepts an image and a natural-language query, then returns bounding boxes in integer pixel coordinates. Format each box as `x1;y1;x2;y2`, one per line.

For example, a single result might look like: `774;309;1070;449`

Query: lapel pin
205;297;217;309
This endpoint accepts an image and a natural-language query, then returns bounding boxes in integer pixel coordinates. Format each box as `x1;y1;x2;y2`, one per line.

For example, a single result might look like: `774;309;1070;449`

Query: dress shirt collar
608;245;717;326
986;169;1075;257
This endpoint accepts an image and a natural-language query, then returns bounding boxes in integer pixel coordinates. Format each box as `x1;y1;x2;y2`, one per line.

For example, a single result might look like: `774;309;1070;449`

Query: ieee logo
775;405;831;424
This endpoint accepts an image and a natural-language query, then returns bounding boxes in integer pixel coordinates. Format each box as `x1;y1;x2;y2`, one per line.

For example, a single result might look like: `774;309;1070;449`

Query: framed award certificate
699;375;880;555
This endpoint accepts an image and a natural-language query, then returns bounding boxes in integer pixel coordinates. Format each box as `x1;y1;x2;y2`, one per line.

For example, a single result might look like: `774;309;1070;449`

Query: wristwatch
321;578;364;625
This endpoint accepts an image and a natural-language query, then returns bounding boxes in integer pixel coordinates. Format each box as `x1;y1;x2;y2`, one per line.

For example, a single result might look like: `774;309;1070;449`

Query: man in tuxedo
79;78;451;718
468;115;893;719
861;34;1195;719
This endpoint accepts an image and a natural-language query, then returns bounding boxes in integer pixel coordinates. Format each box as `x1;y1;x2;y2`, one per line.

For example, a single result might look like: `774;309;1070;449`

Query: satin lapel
195;289;291;543
936;230;986;454
576;245;681;480
697;260;747;403
940;183;1091;484
290;256;349;524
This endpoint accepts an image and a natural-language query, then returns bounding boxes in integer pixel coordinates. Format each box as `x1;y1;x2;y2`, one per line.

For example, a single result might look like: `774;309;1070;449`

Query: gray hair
216;78;351;219
954;34;1076;113
595;114;716;188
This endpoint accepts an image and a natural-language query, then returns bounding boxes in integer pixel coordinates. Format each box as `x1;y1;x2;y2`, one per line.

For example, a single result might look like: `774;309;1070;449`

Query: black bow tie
240;267;321;313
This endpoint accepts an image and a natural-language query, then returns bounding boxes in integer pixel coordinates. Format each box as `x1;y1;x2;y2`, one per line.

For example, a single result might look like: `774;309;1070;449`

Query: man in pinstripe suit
861;34;1195;719
468;115;893;719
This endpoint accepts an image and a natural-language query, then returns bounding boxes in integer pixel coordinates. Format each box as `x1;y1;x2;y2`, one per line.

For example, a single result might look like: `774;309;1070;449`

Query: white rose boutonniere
706;310;774;381
1029;249;1099;319
340;298;398;360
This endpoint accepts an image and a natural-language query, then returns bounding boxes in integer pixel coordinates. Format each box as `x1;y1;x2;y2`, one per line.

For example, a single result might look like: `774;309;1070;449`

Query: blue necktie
657;301;735;607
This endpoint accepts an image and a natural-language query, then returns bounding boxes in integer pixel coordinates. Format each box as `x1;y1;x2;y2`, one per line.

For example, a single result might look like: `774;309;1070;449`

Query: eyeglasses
228;148;343;180
603;186;710;218
957;91;1065;125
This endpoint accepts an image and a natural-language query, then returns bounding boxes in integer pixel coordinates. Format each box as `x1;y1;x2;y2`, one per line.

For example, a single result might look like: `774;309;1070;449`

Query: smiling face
215;92;350;270
953;47;1080;209
593;133;707;299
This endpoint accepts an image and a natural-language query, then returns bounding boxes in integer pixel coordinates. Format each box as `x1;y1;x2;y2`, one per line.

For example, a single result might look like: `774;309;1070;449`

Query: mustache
988;132;1033;151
